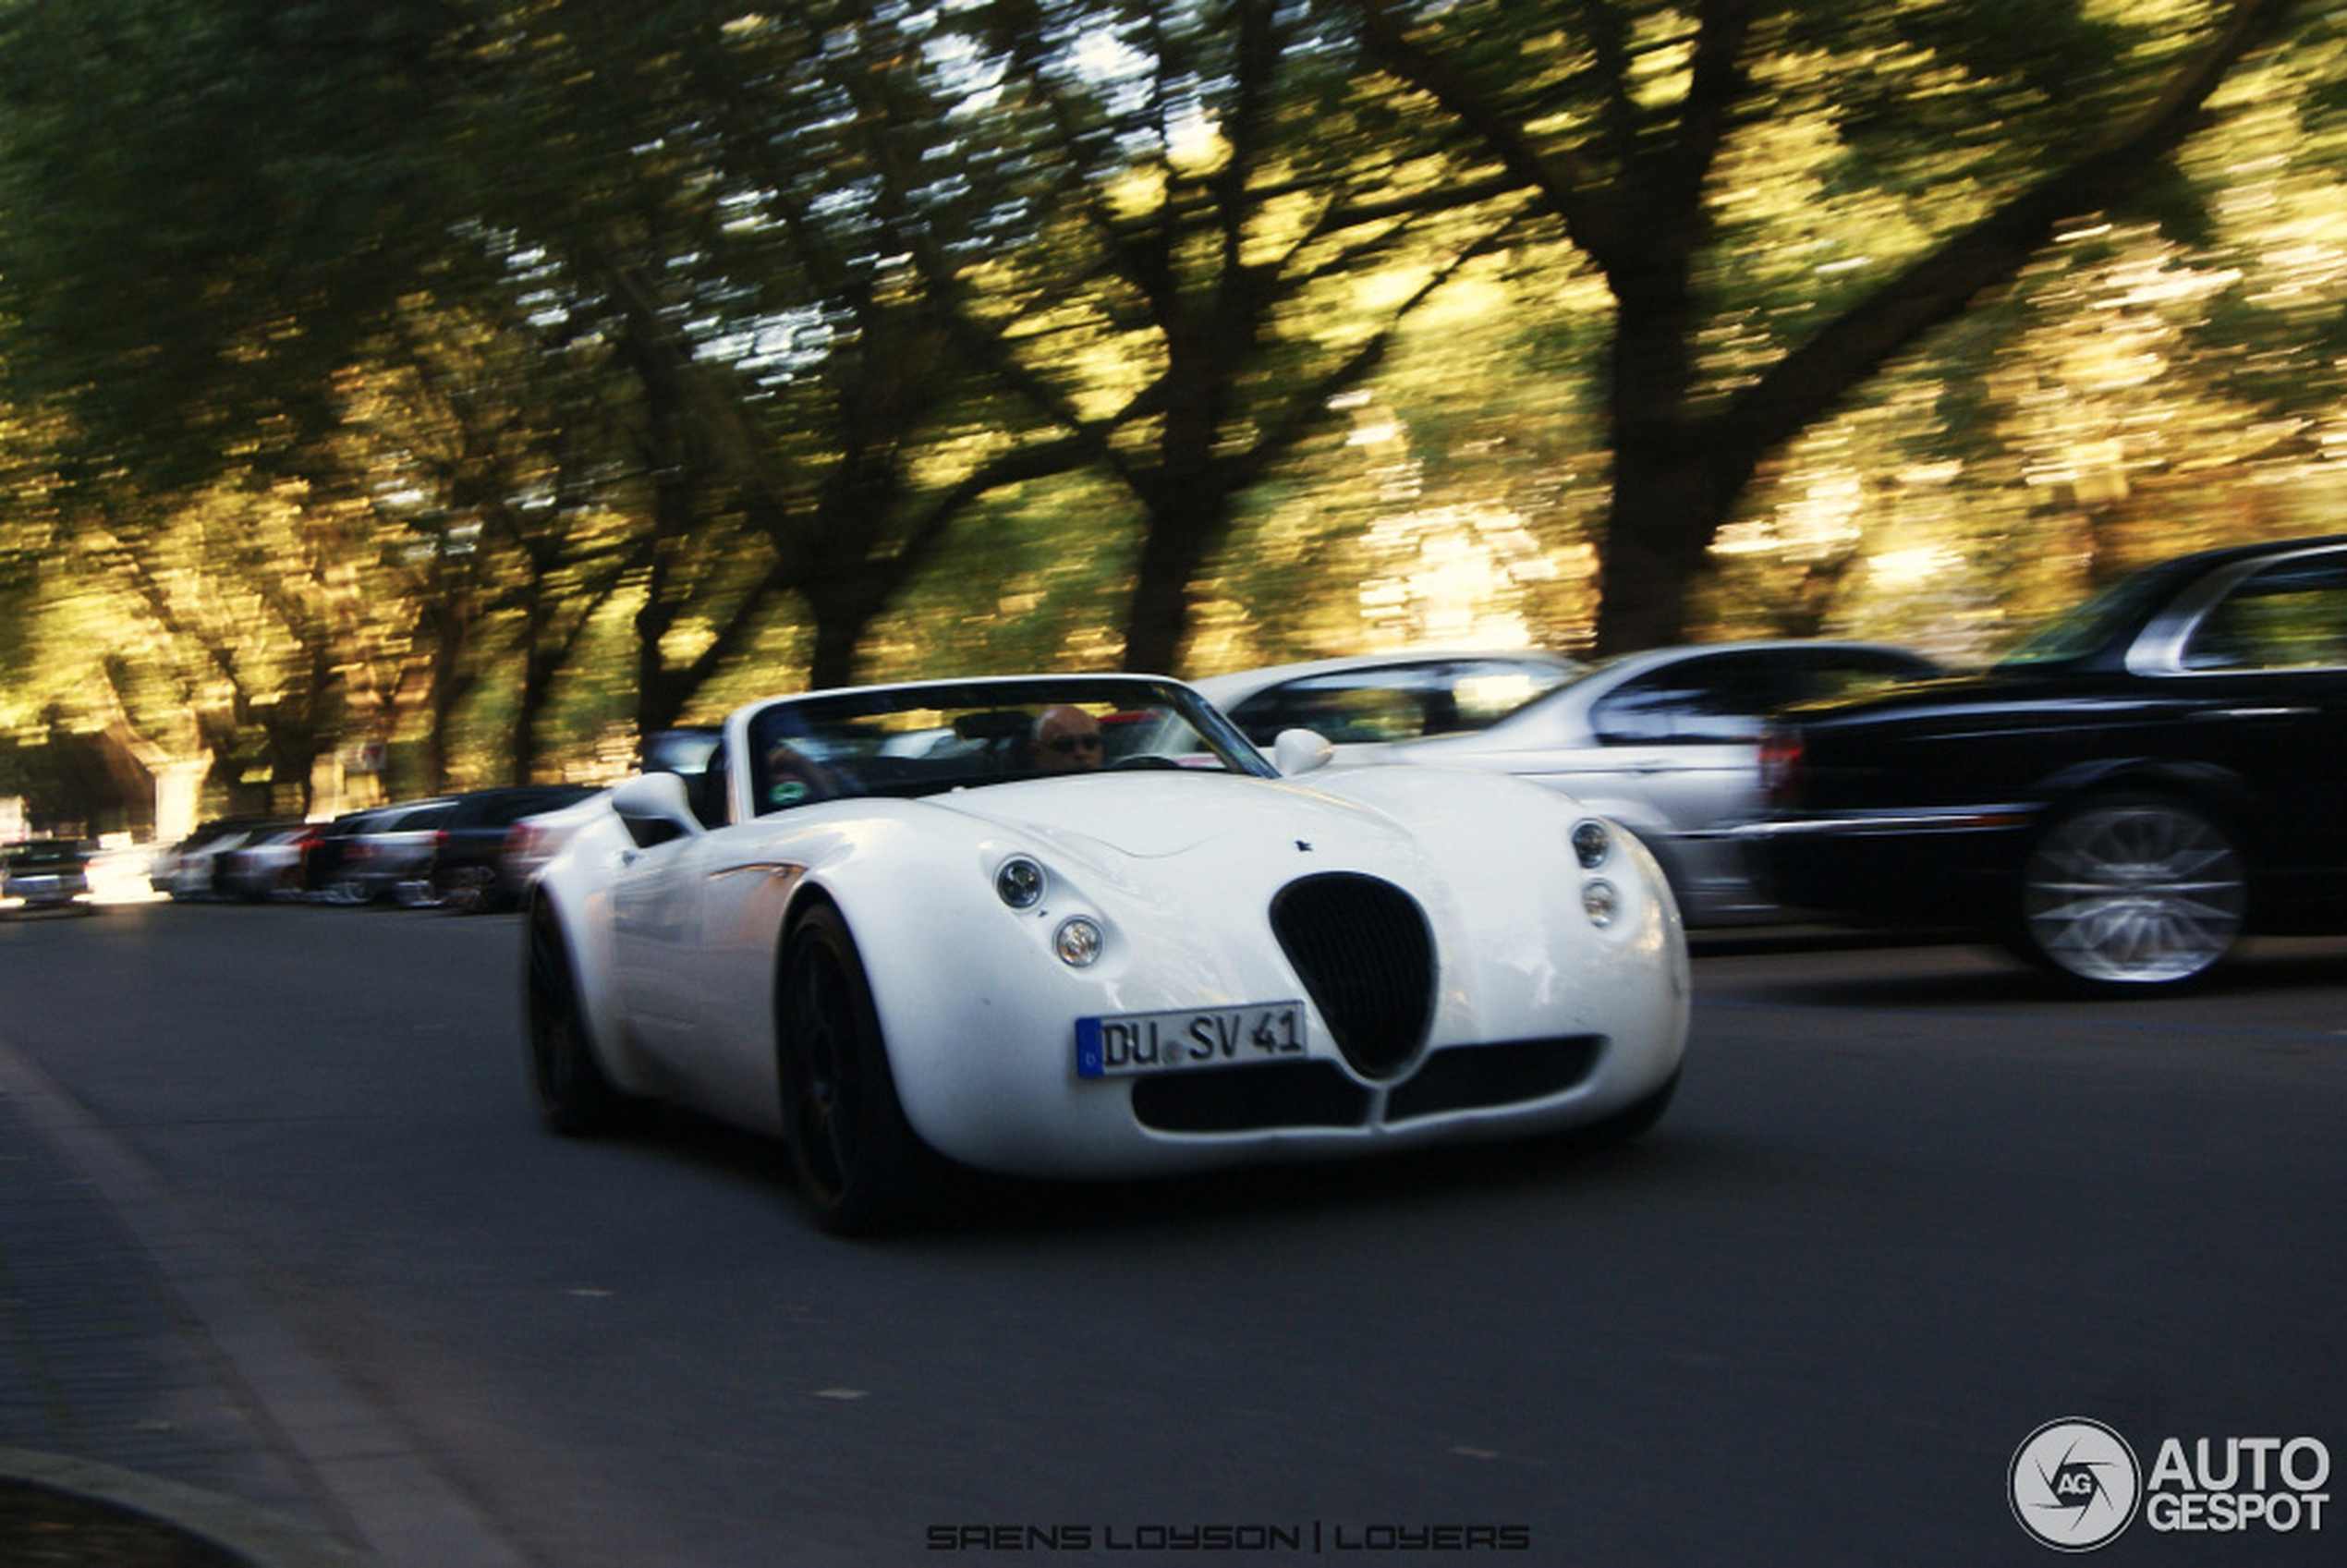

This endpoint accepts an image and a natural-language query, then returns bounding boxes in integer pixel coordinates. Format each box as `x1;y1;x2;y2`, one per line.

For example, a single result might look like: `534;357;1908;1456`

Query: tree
917;0;1528;674
1349;0;2311;652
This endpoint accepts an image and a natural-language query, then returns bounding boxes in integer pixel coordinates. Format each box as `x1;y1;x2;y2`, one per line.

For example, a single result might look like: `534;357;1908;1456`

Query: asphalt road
5;902;2342;1566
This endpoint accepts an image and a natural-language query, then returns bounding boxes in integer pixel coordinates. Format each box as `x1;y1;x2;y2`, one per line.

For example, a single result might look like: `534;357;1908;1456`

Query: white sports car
525;675;1689;1232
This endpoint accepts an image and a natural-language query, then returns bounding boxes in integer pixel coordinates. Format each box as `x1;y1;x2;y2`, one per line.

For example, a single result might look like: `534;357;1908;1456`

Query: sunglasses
1046;733;1102;754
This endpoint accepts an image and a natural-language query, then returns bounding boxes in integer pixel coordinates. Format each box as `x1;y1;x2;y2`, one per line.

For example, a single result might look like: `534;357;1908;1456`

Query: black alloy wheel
440;863;499;915
2015;792;2248;991
777;904;932;1235
526;903;644;1134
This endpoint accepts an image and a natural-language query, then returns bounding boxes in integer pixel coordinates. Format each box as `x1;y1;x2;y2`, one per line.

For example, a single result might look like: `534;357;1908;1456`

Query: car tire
526;904;646;1135
440;864;496;915
2013;792;2247;991
777;904;935;1235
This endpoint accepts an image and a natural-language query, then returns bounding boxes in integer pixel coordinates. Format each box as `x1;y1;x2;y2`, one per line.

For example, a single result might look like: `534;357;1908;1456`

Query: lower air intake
1270;873;1435;1080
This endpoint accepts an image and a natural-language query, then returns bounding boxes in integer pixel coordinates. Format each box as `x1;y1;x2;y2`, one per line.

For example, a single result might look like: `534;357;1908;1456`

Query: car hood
925;772;1411;864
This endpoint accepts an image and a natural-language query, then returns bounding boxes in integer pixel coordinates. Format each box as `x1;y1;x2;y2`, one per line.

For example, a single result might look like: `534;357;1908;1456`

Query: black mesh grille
1386;1036;1606;1123
1270;873;1435;1079
1130;1061;1371;1134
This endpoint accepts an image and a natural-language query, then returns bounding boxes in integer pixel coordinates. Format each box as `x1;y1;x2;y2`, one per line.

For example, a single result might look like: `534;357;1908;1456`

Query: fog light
995;856;1044;908
1581;879;1620;928
1054;916;1103;967
1571;820;1611;869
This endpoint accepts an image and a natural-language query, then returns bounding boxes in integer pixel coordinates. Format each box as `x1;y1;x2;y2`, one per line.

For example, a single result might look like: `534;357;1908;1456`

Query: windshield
744;677;1273;816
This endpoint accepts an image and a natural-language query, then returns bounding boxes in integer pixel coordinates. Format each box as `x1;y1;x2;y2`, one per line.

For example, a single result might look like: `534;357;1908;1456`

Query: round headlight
1054;916;1103;967
1581;878;1621;929
995;856;1045;909
1571;820;1611;869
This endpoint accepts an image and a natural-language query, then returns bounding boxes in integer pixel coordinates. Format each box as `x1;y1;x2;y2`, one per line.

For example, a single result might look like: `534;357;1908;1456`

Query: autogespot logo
2011;1418;2143;1551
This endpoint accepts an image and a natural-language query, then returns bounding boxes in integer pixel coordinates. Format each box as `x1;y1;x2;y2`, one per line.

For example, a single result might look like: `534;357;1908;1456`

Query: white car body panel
532;676;1688;1182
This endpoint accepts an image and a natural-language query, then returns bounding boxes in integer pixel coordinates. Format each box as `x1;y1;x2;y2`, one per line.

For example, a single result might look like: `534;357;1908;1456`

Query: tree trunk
1120;482;1233;676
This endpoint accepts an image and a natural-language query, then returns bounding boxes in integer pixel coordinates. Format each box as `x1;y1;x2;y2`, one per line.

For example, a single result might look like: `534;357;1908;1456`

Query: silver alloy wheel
2022;797;2245;986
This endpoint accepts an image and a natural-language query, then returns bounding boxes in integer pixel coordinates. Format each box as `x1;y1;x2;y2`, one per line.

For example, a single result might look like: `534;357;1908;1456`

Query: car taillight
1758;728;1804;807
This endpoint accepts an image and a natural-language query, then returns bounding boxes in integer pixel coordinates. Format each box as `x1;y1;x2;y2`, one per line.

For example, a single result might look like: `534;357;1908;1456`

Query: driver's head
1031;706;1104;772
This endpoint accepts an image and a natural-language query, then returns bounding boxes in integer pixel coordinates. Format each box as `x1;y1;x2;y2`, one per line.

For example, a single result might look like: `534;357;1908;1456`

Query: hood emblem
1295;840;1314;853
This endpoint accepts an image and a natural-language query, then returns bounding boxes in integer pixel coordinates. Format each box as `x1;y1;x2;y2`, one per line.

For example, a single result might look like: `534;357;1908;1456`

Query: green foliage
0;0;473;487
0;0;2341;828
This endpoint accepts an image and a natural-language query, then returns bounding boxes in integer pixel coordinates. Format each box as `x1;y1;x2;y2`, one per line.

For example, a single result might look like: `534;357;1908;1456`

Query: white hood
925;772;1408;864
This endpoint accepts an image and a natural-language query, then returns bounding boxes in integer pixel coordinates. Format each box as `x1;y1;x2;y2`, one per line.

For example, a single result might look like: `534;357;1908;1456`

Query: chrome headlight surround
994;855;1045;909
1581;878;1621;929
1054;916;1104;967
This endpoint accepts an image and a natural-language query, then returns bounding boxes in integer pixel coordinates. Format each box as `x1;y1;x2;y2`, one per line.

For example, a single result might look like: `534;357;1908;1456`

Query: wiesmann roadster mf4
524;675;1689;1232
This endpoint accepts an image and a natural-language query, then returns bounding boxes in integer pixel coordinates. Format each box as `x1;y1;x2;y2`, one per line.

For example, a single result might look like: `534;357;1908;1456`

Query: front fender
2036;758;2264;850
530;808;663;1099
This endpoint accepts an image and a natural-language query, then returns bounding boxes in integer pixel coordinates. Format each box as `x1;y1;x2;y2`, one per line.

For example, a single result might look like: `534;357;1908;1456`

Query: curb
2;1029;529;1567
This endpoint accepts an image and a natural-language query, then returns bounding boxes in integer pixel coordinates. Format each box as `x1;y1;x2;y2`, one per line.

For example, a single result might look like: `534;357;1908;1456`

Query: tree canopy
0;0;2339;831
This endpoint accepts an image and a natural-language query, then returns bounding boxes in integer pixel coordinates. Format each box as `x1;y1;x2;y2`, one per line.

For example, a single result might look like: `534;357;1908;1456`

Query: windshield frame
730;675;1277;820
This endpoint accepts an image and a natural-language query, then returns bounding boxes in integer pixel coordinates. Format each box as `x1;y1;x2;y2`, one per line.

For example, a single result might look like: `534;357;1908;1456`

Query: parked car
495;731;715;900
301;806;394;902
151;819;292;900
430;785;600;912
525;675;1688;1234
2;839;96;916
334;798;458;906
1748;533;2347;990
1191;650;1586;752
1236;641;1942;926
498;791;612;903
216;822;322;902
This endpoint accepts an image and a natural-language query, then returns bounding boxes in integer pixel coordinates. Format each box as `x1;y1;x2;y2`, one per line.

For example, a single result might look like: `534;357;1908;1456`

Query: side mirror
611;771;703;848
1271;728;1335;776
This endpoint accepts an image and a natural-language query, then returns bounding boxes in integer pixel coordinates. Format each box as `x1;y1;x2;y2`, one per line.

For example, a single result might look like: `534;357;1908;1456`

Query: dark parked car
1750;533;2347;990
301;807;394;901
430;785;599;911
334;797;458;906
3;839;95;915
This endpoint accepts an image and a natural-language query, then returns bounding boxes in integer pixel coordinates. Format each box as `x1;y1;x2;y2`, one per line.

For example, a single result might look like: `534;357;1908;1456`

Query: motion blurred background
0;0;2338;844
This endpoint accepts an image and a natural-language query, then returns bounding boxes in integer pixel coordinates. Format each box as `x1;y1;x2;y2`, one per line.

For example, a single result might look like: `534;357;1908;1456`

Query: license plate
1075;1002;1308;1078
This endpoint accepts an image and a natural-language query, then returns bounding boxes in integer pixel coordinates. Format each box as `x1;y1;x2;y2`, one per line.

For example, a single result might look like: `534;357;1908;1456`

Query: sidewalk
0;1036;520;1567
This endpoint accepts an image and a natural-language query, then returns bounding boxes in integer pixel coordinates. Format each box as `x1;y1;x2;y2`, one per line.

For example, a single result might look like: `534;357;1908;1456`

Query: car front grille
1130;1061;1371;1134
1269;872;1435;1080
1385;1037;1607;1123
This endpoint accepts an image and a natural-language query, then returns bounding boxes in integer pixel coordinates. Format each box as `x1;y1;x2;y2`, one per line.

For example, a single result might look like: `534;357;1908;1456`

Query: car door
2169;548;2347;918
609;820;712;1049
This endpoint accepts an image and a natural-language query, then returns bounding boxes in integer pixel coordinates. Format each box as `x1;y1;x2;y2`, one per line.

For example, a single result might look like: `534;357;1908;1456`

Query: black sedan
1749;533;2347;990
